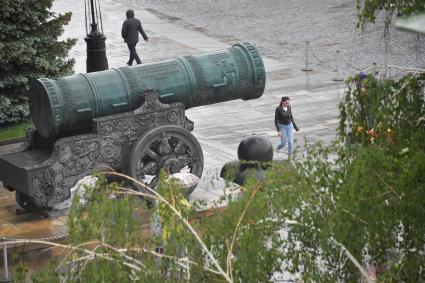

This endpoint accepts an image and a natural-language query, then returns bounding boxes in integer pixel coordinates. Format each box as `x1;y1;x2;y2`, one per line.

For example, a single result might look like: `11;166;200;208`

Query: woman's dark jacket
274;105;299;131
121;10;148;45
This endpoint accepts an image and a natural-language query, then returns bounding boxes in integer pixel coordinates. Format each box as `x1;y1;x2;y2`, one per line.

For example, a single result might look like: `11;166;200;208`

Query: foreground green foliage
0;0;76;125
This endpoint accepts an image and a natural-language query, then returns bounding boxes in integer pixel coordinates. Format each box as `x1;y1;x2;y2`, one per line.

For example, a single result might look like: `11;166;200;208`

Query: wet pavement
132;0;425;77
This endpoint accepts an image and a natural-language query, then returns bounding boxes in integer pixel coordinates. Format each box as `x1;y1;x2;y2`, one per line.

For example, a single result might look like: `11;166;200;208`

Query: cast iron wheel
129;125;203;196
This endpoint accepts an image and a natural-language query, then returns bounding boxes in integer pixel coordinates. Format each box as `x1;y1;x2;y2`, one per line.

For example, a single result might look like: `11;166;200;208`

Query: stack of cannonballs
220;135;279;185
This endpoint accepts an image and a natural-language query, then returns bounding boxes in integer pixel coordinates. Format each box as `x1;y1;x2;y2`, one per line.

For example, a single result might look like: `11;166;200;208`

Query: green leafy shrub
356;0;425;29
339;73;425;147
276;72;425;281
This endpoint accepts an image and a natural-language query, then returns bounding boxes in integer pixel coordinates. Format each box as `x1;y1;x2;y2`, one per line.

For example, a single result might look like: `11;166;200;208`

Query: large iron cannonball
238;167;266;185
220;160;267;186
237;135;273;162
220;160;245;181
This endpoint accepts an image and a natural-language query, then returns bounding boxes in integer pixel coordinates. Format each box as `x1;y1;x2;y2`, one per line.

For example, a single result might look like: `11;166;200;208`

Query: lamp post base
85;33;109;73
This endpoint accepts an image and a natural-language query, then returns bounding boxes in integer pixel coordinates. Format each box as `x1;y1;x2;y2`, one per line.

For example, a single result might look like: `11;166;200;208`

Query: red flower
367;128;375;136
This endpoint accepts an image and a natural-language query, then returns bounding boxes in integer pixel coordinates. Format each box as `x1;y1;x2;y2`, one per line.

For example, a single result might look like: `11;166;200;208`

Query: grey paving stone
129;0;425;77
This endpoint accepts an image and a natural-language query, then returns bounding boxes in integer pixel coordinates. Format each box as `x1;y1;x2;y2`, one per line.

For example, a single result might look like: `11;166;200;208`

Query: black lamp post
84;0;109;73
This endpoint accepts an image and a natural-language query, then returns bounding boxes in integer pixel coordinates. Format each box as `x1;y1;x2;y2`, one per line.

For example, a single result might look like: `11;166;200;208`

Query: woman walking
274;96;299;156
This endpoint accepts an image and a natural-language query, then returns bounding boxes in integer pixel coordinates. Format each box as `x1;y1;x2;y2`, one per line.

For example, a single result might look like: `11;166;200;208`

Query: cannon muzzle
29;42;266;137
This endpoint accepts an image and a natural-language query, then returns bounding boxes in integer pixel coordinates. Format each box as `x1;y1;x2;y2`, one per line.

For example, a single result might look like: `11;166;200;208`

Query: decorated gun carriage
0;42;265;210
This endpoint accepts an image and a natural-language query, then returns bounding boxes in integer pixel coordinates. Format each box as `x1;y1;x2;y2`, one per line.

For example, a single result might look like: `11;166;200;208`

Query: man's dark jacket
121;10;148;45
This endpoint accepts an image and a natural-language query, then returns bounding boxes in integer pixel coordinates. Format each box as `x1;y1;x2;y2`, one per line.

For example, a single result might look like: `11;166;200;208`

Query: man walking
122;9;149;66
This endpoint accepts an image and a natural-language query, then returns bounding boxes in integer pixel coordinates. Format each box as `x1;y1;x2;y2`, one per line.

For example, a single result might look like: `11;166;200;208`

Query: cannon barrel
29;42;266;137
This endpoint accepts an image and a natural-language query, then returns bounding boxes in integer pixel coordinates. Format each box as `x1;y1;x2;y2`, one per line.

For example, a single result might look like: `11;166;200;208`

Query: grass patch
0;121;33;143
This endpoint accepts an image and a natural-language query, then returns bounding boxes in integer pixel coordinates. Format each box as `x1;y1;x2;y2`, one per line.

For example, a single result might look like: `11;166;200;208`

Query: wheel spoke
158;137;172;155
141;161;158;175
146;147;158;159
177;154;197;167
173;140;186;154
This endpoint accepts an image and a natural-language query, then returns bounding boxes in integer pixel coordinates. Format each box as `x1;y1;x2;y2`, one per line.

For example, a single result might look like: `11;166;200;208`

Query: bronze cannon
0;42;265;209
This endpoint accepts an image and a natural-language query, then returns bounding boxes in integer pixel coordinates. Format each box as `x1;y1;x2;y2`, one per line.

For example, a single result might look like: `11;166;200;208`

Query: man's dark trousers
127;43;141;65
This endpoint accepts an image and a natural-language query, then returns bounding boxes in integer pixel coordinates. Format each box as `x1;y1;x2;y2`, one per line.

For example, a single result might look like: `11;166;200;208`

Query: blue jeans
276;122;295;154
127;43;141;65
